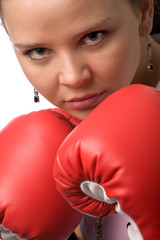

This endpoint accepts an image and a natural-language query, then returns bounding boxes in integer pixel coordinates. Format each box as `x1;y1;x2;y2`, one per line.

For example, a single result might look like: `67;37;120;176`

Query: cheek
92;38;140;88
16;58;59;102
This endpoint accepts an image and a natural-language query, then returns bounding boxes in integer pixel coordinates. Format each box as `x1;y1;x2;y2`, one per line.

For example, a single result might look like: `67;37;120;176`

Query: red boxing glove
54;85;160;240
0;109;82;240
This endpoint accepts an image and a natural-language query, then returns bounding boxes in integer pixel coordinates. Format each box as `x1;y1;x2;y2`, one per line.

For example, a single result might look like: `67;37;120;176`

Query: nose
59;52;91;88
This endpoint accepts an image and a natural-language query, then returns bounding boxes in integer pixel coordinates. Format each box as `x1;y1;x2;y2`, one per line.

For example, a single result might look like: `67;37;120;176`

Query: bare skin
1;0;160;121
1;0;160;239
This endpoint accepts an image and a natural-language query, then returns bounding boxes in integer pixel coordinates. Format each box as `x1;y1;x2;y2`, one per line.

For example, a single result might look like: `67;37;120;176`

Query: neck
132;35;160;88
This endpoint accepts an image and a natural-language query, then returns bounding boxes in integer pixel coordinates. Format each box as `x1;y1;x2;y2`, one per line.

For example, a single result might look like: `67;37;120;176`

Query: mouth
66;91;105;110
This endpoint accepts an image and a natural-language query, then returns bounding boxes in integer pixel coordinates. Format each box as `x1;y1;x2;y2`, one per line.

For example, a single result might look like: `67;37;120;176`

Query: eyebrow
73;17;113;38
14;17;113;49
14;42;48;49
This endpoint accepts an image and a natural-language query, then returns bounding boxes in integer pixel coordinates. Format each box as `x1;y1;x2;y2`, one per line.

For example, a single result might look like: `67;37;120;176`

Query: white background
0;24;54;130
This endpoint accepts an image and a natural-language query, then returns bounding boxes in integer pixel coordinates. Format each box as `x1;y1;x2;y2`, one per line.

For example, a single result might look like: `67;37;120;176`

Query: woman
0;0;159;239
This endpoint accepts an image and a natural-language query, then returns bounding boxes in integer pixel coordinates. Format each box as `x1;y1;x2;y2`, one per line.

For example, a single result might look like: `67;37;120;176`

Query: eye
25;48;53;61
81;31;105;46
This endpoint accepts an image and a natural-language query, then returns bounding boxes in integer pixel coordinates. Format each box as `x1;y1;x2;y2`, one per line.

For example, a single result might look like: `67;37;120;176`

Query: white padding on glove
80;181;143;240
81;181;117;204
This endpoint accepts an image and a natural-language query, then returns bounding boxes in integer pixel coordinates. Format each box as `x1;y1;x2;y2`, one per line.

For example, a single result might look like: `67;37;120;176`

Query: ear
139;0;154;36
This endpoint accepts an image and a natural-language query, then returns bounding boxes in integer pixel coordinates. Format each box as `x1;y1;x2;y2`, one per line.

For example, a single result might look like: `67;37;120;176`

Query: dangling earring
146;35;153;72
34;88;40;103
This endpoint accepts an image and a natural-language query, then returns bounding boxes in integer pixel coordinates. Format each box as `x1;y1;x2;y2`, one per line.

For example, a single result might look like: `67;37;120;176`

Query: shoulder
152;34;160;44
156;80;160;90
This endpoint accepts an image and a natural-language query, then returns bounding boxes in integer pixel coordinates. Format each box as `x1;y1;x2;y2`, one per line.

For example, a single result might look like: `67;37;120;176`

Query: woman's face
2;0;142;119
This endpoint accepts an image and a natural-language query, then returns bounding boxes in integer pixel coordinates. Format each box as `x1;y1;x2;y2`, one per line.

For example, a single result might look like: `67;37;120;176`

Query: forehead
1;0;129;21
1;0;132;42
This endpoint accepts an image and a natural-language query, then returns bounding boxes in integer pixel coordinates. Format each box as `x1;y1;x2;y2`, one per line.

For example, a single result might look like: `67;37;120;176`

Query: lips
66;91;105;110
